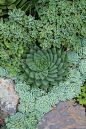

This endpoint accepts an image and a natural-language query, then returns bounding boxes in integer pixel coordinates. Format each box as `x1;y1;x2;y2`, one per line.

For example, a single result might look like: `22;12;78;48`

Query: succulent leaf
22;47;69;90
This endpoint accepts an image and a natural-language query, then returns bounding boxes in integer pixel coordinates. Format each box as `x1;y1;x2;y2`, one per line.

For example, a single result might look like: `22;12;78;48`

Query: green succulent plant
0;66;9;77
22;46;69;90
36;0;86;51
66;50;79;67
4;71;82;129
78;59;86;81
0;0;38;16
0;9;38;76
79;38;86;59
79;60;86;75
77;85;86;105
81;38;86;47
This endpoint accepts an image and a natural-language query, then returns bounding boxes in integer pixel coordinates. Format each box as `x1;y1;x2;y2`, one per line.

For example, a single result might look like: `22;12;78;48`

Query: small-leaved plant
77;85;86;105
36;0;86;51
0;9;38;76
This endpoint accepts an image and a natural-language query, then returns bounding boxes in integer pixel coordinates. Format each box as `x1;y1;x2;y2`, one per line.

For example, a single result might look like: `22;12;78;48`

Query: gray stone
77;125;86;129
64;118;76;125
38;120;47;127
69;128;77;129
56;101;68;111
37;124;45;129
50;123;62;129
44;111;54;118
0;78;19;115
59;117;65;123
61;108;70;117
69;128;86;129
74;105;80;110
44;110;61;119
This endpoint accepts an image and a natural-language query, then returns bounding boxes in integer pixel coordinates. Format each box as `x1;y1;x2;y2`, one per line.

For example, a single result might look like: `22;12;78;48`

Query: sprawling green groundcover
0;0;38;16
0;0;86;128
0;40;86;128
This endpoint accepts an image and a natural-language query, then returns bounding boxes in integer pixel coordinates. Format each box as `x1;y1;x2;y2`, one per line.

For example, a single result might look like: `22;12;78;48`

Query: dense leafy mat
0;0;38;16
0;0;86;128
0;3;86;76
0;40;85;128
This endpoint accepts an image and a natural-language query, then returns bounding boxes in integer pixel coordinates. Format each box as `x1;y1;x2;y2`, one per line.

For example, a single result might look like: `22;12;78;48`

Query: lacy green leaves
22;46;69;90
77;85;86;105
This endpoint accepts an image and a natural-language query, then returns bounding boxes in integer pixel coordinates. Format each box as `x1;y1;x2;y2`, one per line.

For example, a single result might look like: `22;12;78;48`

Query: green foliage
36;0;86;51
67;38;86;61
0;0;38;16
0;2;85;128
79;38;86;59
5;68;82;129
77;85;86;105
66;50;79;65
22;46;69;90
81;38;86;47
79;60;86;74
78;59;86;81
54;68;83;101
67;68;82;85
66;42;86;82
0;9;38;76
0;8;85;77
0;66;9;77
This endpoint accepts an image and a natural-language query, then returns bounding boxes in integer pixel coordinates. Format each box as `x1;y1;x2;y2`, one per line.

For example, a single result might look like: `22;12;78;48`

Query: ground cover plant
0;0;38;17
0;9;38;76
37;0;86;51
77;85;86;105
0;65;83;129
0;0;86;128
0;41;86;128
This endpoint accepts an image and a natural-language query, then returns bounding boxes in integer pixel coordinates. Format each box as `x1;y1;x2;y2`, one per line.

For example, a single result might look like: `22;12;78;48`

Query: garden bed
0;0;86;128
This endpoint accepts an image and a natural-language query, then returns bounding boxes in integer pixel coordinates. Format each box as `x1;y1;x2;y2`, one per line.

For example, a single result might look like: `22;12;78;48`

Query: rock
0;78;19;116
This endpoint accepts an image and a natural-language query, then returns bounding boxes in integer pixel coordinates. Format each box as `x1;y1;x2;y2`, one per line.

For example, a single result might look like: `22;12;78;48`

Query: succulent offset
22;46;69;90
66;50;79;66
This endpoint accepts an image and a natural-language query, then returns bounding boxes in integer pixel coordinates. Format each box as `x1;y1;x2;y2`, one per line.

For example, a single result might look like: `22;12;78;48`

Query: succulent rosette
22;46;69;90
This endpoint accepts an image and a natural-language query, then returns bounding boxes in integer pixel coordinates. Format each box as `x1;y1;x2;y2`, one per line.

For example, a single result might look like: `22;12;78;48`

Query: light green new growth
77;85;86;105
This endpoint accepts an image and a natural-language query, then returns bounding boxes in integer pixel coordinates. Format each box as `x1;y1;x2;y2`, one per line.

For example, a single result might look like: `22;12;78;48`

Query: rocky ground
0;77;86;129
0;99;86;129
37;100;86;129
